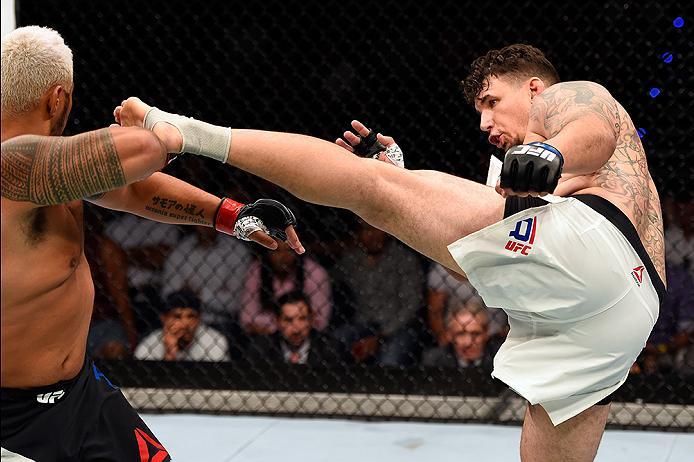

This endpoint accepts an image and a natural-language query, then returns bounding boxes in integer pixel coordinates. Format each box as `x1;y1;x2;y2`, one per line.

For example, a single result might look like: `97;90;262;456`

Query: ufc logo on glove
507;144;559;162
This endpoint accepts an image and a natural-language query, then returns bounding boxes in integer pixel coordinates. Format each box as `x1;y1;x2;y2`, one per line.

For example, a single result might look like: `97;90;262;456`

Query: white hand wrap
382;144;405;168
233;215;269;241
144;107;232;163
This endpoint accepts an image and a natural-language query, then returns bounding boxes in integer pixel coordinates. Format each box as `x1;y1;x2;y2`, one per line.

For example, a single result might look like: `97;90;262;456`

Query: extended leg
229;129;505;273
115;98;505;273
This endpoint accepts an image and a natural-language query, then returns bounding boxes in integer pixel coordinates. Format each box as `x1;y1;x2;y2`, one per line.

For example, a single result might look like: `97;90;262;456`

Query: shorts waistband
572;194;667;304
0;358;90;402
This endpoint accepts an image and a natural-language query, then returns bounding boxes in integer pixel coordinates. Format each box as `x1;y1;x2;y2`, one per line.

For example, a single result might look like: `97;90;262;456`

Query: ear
46;85;66;118
528;77;546;99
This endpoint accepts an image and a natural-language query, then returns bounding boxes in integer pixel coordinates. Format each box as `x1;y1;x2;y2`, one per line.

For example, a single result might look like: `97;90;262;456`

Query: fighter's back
540;81;665;283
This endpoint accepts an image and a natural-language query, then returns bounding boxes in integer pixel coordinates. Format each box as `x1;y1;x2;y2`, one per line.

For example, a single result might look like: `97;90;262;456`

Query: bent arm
526;81;619;175
88;172;220;226
1;126;166;209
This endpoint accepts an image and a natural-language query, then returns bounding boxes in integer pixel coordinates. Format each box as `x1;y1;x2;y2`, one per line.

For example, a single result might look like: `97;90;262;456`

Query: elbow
134;128;167;166
596;127;617;168
111;126;167;181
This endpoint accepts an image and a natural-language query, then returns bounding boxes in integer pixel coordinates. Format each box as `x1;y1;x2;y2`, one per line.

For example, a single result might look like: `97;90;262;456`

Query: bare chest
1;201;86;305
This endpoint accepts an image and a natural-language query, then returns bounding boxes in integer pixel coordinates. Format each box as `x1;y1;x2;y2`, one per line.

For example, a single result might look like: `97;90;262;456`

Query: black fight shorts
1;358;170;461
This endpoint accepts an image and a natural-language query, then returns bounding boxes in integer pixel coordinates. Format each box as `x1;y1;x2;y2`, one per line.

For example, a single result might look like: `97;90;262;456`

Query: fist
499;142;563;196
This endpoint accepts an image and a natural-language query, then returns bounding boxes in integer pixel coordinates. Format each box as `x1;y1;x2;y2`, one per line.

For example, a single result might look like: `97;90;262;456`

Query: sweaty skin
0;127;167;387
527;81;665;283
115;82;664;289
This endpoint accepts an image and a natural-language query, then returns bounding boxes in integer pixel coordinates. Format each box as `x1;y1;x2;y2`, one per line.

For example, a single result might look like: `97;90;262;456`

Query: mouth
488;134;503;148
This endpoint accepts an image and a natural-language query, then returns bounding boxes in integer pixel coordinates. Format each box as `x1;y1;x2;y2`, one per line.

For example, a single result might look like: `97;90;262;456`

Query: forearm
542;118;616;175
1;127;166;206
92;172;220;226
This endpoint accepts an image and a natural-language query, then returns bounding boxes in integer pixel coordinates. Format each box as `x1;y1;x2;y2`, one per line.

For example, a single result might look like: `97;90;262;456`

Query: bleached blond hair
1;26;73;116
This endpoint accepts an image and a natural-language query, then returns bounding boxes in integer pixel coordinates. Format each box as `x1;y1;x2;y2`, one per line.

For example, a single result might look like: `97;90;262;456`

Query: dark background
15;0;694;426
17;0;693;210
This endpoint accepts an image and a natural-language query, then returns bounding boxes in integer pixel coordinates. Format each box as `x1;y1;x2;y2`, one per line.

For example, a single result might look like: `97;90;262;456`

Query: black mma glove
214;198;297;242
352;130;387;157
349;128;405;168
500;142;564;194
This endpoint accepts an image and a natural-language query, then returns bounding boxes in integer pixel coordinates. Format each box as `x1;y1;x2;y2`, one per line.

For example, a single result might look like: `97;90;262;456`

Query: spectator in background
241;241;332;336
664;197;693;279
251;291;341;366
427;262;507;346
332;220;425;366
84;208;138;359
160;224;251;344
105;212;182;334
635;262;694;375
135;290;229;361
422;298;497;371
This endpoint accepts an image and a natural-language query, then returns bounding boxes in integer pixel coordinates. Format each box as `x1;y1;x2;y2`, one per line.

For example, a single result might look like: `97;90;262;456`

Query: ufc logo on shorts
505;216;537;256
36;390;65;404
508;144;558;162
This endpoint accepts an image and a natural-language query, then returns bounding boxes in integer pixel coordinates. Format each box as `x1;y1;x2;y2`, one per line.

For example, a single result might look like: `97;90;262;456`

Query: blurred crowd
85;193;693;378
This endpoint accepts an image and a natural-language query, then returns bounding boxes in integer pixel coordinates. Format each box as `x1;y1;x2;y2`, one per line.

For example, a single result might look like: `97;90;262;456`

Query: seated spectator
241;241;332;336
422;297;497;371
636;262;694;375
84;208;138;359
135;290;229;361
332;220;425;366
160;225;251;339
674;331;694;377
664;197;693;279
427;262;507;346
105;212;182;334
250;291;341;366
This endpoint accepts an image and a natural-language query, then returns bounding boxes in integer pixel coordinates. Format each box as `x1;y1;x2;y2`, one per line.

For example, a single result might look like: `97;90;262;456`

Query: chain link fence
17;0;693;430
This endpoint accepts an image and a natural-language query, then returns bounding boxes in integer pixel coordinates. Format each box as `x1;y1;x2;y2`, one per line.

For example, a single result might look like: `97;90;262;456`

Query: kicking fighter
116;44;664;462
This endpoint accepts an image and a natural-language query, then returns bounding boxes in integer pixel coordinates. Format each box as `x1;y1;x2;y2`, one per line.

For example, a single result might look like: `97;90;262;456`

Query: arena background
13;0;693;433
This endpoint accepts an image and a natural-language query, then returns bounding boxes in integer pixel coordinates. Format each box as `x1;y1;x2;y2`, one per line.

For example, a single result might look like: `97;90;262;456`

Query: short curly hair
462;44;560;106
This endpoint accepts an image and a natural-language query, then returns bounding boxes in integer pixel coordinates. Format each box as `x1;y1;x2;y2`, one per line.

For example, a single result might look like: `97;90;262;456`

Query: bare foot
114;96;148;127
114;97;182;153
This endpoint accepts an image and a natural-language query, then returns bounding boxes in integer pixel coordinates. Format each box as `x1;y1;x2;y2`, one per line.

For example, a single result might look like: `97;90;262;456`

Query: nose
479;110;493;133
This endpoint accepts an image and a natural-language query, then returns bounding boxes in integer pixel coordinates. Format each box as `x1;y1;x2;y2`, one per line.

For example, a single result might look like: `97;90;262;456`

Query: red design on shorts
506;216;537;256
135;428;169;462
631;265;645;286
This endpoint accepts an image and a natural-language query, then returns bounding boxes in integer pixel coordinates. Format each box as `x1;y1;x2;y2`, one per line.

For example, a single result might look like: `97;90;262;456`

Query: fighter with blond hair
113;43;665;461
1;26;302;460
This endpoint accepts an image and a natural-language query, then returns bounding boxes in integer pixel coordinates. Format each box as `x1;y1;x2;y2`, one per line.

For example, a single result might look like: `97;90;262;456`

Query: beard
49;104;70;136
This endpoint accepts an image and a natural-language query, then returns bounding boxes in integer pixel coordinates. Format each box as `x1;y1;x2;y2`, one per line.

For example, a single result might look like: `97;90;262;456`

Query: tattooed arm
87;173;220;226
1;126;166;209
525;81;620;175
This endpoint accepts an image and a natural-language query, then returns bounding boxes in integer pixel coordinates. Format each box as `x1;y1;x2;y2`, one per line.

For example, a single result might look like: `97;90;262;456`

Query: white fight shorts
447;194;666;425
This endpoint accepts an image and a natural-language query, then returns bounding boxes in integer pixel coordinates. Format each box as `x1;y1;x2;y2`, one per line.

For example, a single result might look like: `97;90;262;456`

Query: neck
1;113;49;142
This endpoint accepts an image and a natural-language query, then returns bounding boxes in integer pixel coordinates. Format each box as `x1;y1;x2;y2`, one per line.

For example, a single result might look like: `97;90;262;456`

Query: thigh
81;389;171;461
357;164;505;276
520;403;610;462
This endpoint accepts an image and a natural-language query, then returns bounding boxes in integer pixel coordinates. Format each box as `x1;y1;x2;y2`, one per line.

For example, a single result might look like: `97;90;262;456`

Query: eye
489;99;498;108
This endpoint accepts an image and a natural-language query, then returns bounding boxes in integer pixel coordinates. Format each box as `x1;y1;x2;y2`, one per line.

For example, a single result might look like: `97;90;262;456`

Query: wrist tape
144;107;232;163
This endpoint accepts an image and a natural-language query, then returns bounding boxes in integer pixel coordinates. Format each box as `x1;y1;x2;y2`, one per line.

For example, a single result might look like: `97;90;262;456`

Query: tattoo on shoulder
532;81;621;139
1;128;126;205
